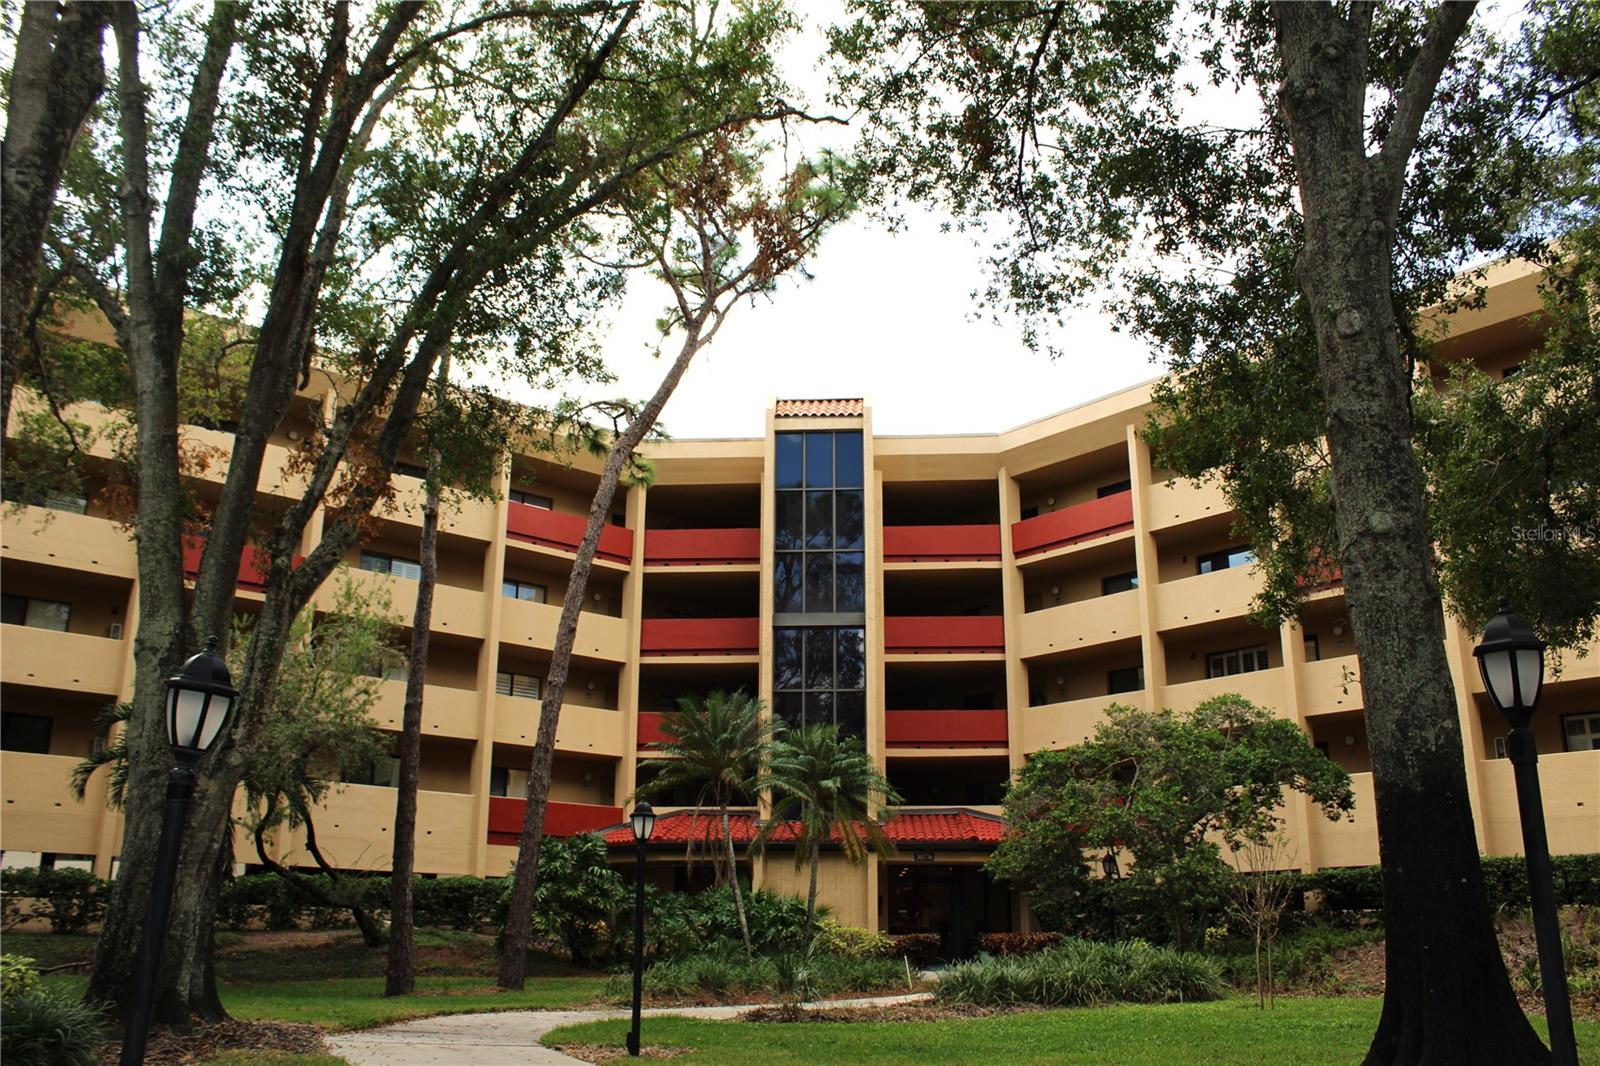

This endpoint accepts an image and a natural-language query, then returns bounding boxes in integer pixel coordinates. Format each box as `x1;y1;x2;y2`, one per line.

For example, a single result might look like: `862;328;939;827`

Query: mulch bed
557;1044;684;1063
739;1002;1022;1024
97;1020;328;1065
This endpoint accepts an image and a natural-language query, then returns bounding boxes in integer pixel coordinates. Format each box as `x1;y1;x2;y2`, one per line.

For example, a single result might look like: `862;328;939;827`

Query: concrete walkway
328;992;932;1065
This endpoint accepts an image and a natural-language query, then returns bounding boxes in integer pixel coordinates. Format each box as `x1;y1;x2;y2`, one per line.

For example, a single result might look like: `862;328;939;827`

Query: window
364;661;407;683
1101;571;1138;596
774;431;865;615
359;551;421;580
1562;712;1600;752
496;671;541;699
773;626;865;737
1205;645;1271;678
345;754;400;787
1491;735;1509;759
1303;635;1321;662
1197;545;1256;575
1;594;71;631
394;461;427;479
1;713;52;753
490;766;530;798
502;579;547;603
509;489;553;509
1020;506;1040;520
1097;479;1132;498
1107;666;1144;694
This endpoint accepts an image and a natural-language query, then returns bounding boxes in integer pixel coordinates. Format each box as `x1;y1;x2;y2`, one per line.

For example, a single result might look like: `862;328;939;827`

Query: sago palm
632;688;773;953
755;721;901;942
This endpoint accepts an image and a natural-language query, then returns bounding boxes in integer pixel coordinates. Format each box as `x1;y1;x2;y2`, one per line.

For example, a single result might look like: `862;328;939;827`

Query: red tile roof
774;398;864;418
601;808;1006;849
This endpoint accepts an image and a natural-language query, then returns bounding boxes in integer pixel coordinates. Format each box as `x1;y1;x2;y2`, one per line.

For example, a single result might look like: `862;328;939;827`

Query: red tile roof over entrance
774;398;864;418
601;808;1006;849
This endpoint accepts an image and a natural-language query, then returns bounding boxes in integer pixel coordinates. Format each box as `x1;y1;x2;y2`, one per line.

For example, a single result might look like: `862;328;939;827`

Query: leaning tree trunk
0;0;111;439
387;356;448;996
721;804;754;953
497;312;712;989
1272;5;1548;1062
253;804;383;947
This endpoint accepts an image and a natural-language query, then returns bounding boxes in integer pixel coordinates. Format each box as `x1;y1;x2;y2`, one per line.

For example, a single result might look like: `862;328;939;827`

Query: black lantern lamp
1100;850;1121;880
1472;599;1575;1066
1472;597;1545;727
122;635;238;1065
165;636;238;759
626;801;655;1057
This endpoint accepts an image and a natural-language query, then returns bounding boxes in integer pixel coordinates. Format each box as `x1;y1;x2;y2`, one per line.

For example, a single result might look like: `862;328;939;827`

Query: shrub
978;931;1065;957
813;920;892;959
1208;920;1382;990
1;955;40;1003
499;834;626;965
0;869;107;934
642;885;818;959
0;988;103;1066
611;947;905;1004
937;938;1223;1008
887;932;942;964
1302;853;1600;916
415;876;501;930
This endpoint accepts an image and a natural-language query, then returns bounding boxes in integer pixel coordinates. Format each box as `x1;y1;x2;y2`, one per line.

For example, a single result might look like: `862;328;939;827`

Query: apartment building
2;258;1595;954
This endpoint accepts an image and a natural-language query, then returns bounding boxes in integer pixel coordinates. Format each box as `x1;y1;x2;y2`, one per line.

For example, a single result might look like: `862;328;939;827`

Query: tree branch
1374;1;1476;216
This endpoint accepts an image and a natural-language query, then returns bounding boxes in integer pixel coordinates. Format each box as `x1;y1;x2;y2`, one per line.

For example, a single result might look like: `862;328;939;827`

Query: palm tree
632;688;772;953
755;722;902;943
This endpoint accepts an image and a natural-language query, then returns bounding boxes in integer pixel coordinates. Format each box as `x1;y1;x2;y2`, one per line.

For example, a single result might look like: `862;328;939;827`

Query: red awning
600;807;1006;849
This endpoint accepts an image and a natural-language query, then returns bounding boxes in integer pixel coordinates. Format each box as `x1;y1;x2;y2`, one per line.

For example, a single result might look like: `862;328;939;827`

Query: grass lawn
541;997;1600;1065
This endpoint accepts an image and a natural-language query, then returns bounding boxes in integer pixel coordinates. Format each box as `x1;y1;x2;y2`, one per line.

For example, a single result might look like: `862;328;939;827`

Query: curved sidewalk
328;992;931;1065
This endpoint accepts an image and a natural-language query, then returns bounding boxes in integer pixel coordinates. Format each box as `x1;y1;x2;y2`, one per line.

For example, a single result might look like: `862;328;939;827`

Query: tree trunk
0;0;111;439
253;806;383;948
805;840;821;943
1271;6;1549;1062
497;314;711;989
721;805;753;954
387;355;448;996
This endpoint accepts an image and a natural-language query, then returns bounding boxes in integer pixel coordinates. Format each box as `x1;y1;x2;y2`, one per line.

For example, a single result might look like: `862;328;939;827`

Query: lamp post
1101;850;1121;941
626;801;655;1058
1474;598;1576;1066
120;637;237;1066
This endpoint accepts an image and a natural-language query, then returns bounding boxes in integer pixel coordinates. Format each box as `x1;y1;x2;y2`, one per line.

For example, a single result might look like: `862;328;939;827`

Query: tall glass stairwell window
773;430;865;736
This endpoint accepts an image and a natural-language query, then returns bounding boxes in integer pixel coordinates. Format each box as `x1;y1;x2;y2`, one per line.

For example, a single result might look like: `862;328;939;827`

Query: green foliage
611;947;904;1004
0;869;106;934
414;877;504;932
0;987;103;1066
504;834;626;966
990;697;1352;947
646;886;817;959
978;932;1065;957
0;956;40;1003
936;939;1223;1008
812;919;892;960
887;933;943;964
1207;919;1384;991
1304;853;1600;914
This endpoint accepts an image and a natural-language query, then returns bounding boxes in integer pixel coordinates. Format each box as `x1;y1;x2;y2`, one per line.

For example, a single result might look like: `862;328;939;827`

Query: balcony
638;711;671;747
1021;693;1125;752
884;616;1004;655
1300;655;1363;716
339;568;486;639
643;528;759;567
1309;771;1378;869
1155;565;1257;630
494;699;626;757
486;796;623;846
0;625;123;694
1146;477;1231;531
370;681;480;740
503;596;630;662
308;784;476;873
1479;751;1600;857
883;525;1001;564
1163;667;1286;713
1018;590;1140;658
1;507;137;579
506;502;633;564
1011;491;1134;558
379;473;495;541
181;537;289;593
885;709;1007;749
0;752;103;856
639;617;759;657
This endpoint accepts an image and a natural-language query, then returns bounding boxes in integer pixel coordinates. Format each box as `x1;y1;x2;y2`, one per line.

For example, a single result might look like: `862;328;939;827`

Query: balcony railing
506;502;633;563
885;709;1007;748
884;615;1004;655
882;524;1002;563
181;537;300;592
639;617;760;656
638;711;670;747
643;528;759;566
1011;490;1134;558
486;796;622;845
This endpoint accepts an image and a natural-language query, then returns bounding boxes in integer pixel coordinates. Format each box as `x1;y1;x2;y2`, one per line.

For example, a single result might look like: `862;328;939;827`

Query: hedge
1304;853;1600;914
979;931;1065;957
0;869;107;934
888;933;943;964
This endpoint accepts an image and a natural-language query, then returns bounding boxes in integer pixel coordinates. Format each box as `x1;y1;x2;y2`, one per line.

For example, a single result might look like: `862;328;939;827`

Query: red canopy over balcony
884;615;1004;655
486;796;623;845
643;528;759;566
181;537;299;593
885;709;1008;748
506;501;633;563
883;524;1001;563
1010;490;1134;557
639;617;760;656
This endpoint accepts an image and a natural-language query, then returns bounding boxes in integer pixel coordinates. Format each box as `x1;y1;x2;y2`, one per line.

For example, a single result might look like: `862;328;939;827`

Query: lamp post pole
1101;851;1120;942
120;636;237;1066
1474;599;1576;1066
119;754;198;1066
626;801;654;1058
